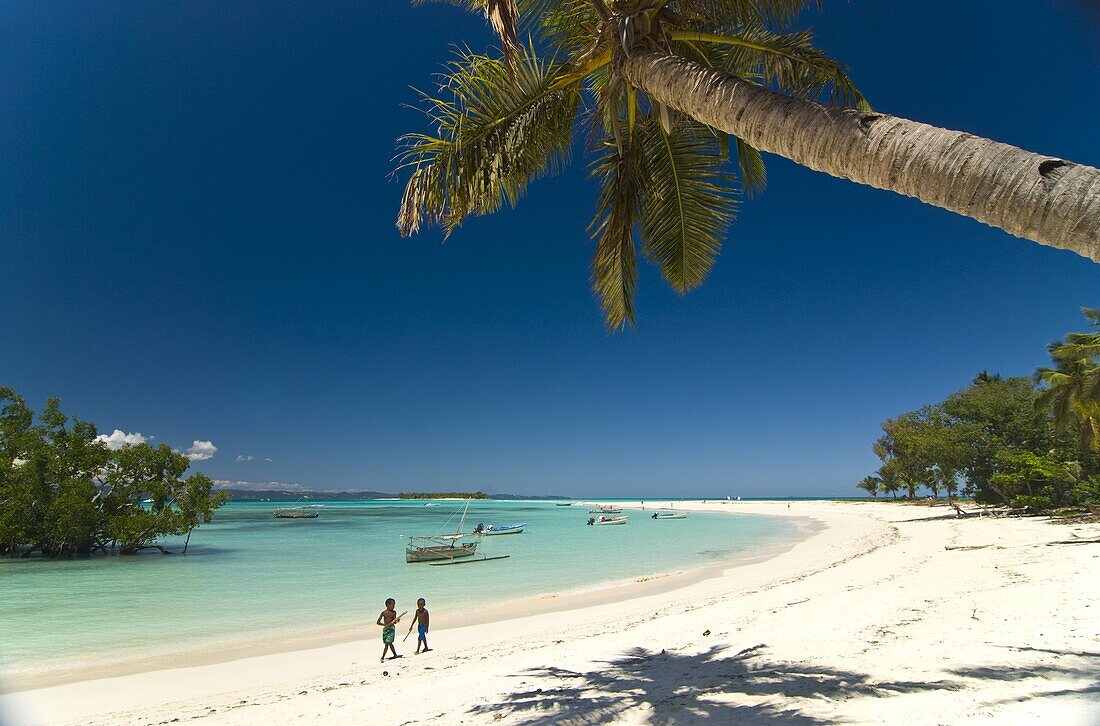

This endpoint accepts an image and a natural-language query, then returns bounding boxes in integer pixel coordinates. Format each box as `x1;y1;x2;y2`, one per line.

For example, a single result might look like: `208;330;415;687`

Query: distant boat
273;507;319;519
555;502;574;507
274;498;320;519
407;499;480;563
474;522;525;536
423;502;439;507
588;504;623;514
651;511;688;520
587;515;628;526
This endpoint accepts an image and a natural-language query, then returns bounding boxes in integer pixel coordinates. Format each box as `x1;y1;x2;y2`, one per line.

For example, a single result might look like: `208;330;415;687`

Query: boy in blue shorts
408;598;430;654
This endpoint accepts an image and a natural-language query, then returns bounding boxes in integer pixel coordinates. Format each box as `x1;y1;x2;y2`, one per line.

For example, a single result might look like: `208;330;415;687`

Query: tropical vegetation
858;309;1100;510
0;387;230;557
397;0;1100;331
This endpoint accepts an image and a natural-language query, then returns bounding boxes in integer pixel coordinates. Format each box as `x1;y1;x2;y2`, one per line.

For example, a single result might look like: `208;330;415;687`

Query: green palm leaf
637;119;737;293
673;25;869;110
588;140;646;329
396;47;581;236
735;137;767;197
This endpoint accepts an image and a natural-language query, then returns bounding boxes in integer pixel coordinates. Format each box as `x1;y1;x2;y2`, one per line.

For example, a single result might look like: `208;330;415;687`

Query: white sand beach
3;500;1097;725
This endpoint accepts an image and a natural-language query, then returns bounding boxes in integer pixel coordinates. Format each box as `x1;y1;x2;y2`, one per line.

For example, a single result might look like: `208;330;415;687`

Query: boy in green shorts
376;598;403;662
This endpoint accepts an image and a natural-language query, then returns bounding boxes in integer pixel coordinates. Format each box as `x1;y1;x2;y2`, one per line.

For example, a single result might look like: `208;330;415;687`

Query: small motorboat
474;522;526;536
651;511;688;520
587;515;628;526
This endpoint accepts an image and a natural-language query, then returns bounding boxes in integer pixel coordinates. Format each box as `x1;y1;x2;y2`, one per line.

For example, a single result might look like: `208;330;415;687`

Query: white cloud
95;429;147;450
184;440;218;461
236;454;273;463
214;479;307;492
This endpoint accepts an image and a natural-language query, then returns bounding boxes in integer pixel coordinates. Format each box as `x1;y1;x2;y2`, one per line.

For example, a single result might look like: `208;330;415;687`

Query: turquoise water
0;501;805;680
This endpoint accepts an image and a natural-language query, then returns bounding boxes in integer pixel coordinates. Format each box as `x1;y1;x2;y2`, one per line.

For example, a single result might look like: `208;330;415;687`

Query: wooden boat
273;502;320;519
406;536;478;562
651;511;688;520
587;515;628;526
475;522;525;536
588;504;623;514
406;500;479;563
555;502;574;507
273;509;318;519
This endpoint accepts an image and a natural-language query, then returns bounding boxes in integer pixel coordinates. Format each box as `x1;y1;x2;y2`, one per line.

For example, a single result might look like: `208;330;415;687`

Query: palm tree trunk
622;52;1100;262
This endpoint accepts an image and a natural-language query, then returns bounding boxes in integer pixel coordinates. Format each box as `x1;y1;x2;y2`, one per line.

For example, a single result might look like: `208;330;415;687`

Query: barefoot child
376;598;405;662
407;598;430;654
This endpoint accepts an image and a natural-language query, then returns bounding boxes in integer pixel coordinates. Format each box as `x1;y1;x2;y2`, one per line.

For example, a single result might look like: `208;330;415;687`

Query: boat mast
457;498;470;535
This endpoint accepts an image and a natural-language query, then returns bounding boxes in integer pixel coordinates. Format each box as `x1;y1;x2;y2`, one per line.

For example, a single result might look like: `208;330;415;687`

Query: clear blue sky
2;2;1097;497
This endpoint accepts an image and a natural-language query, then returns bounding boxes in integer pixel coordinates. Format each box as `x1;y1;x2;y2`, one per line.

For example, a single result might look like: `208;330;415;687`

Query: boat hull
592;516;628;526
273;510;318;519
405;544;478;563
481;523;525;536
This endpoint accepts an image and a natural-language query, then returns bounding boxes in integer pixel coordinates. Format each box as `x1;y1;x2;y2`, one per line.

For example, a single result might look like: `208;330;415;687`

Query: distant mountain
221;489;392;501
220;488;568;501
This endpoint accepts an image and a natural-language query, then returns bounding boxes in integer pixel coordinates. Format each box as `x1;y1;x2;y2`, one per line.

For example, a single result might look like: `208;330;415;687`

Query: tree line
1;388;230;557
857;309;1100;510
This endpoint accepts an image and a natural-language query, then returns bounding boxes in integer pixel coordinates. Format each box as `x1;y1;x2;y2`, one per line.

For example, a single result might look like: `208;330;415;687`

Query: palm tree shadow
949;646;1100;705
468;644;958;724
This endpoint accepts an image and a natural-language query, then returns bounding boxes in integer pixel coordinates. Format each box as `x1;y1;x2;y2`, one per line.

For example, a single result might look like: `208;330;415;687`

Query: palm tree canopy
1035;307;1100;452
973;370;1003;386
396;0;865;329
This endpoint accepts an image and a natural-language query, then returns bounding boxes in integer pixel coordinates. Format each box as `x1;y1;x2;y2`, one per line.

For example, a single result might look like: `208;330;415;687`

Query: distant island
220;488;567;501
399;491;490;500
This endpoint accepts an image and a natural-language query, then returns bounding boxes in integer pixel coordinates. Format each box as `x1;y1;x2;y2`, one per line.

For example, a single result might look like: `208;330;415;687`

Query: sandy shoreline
0;505;816;691
3;500;1097;725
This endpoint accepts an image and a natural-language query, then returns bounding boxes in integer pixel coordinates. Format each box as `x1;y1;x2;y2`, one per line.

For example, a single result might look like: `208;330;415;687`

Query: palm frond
637;118;737;293
396;47;581;236
672;26;869;110
588;139;646;329
413;0;558;58
538;0;600;55
682;0;821;28
735;137;767;197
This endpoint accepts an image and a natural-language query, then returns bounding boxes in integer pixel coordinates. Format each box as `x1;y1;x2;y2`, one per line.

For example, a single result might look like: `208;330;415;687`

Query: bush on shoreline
1;387;229;558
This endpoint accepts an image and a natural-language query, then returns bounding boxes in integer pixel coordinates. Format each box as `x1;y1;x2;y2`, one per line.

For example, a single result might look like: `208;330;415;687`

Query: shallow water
0;500;804;679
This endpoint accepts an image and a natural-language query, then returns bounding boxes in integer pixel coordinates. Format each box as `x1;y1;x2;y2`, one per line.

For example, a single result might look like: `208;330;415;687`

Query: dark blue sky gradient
2;1;1097;496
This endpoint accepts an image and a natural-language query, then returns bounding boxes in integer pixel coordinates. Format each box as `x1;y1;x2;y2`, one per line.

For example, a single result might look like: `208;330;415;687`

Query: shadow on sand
468;644;957;724
948;646;1100;705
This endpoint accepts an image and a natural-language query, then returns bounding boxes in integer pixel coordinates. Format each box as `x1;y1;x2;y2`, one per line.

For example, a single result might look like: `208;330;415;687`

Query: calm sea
0;500;807;683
